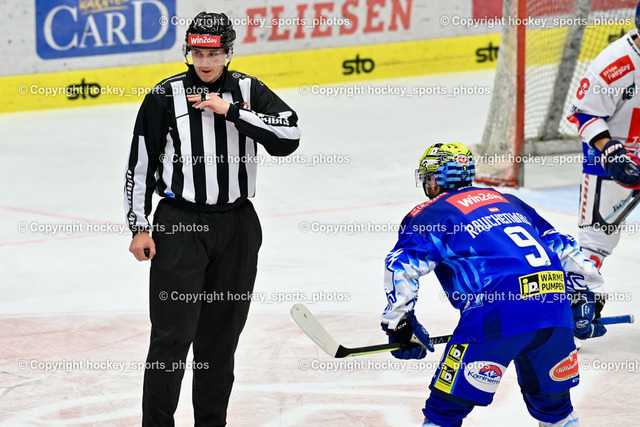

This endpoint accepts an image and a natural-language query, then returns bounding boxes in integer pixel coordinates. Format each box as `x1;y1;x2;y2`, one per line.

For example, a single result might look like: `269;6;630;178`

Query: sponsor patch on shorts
434;344;468;394
550;350;579;382
464;361;506;393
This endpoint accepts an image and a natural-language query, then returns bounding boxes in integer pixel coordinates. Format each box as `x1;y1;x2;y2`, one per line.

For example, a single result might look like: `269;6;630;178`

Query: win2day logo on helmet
35;0;176;59
187;34;220;47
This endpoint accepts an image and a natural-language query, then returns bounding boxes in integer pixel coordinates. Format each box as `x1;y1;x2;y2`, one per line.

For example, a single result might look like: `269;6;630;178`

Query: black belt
163;197;246;213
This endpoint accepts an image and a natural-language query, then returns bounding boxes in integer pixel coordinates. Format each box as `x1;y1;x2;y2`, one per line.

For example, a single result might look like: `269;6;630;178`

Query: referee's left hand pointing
187;93;230;115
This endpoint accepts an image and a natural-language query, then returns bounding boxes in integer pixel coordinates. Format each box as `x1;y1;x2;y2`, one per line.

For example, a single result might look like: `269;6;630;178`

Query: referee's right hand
129;231;156;261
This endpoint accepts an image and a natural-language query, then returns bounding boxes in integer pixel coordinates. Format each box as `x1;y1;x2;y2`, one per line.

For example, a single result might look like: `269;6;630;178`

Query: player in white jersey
567;3;640;275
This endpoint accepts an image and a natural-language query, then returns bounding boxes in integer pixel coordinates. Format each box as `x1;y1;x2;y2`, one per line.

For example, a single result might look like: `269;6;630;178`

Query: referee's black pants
142;198;262;427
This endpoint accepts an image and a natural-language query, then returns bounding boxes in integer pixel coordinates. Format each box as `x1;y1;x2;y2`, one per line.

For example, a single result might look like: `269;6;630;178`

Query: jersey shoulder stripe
408;192;449;217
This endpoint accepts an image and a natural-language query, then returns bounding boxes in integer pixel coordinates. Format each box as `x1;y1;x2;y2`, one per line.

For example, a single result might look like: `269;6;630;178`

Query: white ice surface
0;70;638;426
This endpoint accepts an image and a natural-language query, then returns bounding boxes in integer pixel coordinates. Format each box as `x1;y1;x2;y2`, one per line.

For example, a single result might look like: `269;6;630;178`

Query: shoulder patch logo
576;78;590;100
600;55;635;85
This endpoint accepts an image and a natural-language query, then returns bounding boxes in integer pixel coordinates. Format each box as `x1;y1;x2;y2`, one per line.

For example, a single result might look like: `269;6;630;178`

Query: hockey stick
593;186;640;232
291;303;451;358
291;304;634;358
598;314;634;325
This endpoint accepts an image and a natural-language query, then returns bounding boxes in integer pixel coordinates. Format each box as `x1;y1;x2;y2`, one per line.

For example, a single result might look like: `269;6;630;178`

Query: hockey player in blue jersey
381;143;606;427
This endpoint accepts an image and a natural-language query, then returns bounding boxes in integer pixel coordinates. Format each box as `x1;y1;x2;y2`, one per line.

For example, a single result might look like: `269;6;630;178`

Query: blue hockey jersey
382;186;604;343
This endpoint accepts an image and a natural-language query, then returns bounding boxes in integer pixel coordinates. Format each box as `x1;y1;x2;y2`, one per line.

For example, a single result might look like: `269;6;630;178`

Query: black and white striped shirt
124;66;300;234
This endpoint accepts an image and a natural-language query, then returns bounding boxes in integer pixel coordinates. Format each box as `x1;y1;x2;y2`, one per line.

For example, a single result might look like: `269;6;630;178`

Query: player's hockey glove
570;290;607;340
381;310;434;359
601;139;640;189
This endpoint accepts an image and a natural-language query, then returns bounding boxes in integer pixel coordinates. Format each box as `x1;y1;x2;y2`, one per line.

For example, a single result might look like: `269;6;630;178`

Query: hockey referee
124;11;300;426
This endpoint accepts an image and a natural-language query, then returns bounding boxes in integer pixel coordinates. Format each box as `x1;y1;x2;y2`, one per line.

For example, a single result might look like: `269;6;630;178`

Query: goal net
475;0;637;186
